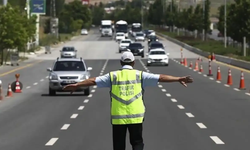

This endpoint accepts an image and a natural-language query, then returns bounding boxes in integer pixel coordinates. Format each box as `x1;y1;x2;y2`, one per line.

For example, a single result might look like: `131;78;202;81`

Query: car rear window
62;47;74;51
129;43;142;48
150;51;166;55
53;61;85;71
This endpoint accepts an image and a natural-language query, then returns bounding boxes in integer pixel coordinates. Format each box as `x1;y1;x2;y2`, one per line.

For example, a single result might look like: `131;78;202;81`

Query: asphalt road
0;28;250;150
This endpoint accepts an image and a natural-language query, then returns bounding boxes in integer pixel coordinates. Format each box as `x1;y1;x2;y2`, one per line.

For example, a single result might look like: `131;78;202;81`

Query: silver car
60;46;77;58
47;57;93;96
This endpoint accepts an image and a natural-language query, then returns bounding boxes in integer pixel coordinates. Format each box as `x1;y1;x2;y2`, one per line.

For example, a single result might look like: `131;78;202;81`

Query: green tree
204;0;211;40
0;4;36;65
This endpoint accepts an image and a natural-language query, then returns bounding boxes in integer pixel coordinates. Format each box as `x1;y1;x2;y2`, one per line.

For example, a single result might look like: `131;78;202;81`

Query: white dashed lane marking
93;85;97;88
26;86;31;89
91;90;95;93
83;99;89;103
233;88;240;91
158;85;162;88
209;77;214;80
40;79;44;82
46;76;49;78
88;94;93;97
78;106;85;110
45;138;59;146
203;74;207;77
224;84;230;87
161;89;166;92
166;93;171;97
186;113;195;118
61;124;70;130
245;93;250;96
216;81;221;83
171;98;177;102
210;136;225;144
33;82;38;85
70;114;78;119
196;123;207;129
177;105;185;109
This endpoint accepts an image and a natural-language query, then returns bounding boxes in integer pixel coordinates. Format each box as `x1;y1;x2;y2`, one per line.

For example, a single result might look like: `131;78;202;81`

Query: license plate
133;53;138;55
63;80;74;83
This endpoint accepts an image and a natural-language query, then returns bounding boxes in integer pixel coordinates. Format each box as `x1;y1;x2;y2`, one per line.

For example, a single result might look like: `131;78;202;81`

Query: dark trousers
112;123;144;150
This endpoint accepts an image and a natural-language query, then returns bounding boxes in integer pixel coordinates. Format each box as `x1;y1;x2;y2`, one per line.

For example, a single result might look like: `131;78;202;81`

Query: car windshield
62;47;74;52
129;43;142;48
117;34;124;36
136;33;143;36
151;43;163;48
121;40;131;43
149;36;157;39
150;51;166;55
81;29;87;31
53;61;85;71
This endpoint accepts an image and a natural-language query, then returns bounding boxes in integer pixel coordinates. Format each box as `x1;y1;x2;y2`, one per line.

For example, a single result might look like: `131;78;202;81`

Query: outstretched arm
159;74;193;87
76;77;96;87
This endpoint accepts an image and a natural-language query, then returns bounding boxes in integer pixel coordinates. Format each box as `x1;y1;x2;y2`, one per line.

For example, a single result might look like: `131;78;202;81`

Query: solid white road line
33;82;38;85
61;124;70;130
166;93;171;97
177;105;185;109
83;99;89;103
70;114;78;119
196;123;207;129
171;98;177;102
78;106;85;110
210;136;225;144
161;89;166;92
91;90;95;93
26;86;31;89
45;138;59;146
88;94;93;97
186;113;194;118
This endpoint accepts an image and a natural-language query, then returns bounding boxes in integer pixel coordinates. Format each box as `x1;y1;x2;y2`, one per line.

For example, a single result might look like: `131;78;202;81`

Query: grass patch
154;28;250;62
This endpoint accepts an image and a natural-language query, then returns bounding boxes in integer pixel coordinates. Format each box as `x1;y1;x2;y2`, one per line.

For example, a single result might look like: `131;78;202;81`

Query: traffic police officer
63;51;193;150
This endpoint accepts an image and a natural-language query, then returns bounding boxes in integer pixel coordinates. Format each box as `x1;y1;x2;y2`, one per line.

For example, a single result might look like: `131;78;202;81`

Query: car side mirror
47;68;52;72
87;67;93;71
167;53;170;56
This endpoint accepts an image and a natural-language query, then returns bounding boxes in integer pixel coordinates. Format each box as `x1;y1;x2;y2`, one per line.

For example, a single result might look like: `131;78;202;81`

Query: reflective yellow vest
110;69;145;125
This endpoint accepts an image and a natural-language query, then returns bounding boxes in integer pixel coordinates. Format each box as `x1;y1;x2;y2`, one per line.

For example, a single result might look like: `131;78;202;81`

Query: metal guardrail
157;32;250;70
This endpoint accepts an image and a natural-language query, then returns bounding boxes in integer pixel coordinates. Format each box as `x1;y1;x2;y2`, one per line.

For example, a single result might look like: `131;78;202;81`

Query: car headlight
49;73;58;80
156;39;159;41
139;49;143;52
80;75;89;80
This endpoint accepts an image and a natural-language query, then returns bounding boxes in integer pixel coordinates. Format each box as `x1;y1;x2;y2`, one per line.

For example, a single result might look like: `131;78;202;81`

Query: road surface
0;28;250;150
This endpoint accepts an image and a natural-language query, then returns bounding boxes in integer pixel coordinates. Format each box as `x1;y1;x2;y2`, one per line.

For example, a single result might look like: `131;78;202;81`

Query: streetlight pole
141;0;143;27
202;0;205;41
224;0;227;48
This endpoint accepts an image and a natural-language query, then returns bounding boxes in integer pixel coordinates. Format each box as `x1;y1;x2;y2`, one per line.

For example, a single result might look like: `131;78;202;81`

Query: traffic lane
0;59;105;150
176;58;250;91
157;35;200;59
52;59;218;150
144;59;250;149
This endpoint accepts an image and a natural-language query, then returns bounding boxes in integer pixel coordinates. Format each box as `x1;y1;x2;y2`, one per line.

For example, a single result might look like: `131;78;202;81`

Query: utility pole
3;0;7;6
141;0;143;27
202;0;205;41
224;0;227;48
26;0;30;50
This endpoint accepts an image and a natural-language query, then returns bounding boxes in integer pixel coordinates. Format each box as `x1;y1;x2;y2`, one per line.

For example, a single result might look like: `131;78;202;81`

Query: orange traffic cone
15;81;22;93
194;61;198;71
184;58;187;67
207;60;213;76
6;84;13;97
0;85;3;100
239;71;246;90
189;61;193;68
216;66;221;80
199;64;203;72
227;69;233;85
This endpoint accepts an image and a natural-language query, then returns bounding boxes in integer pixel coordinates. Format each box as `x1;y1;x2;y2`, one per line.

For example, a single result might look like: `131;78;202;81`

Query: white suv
47;57;93;96
119;39;132;53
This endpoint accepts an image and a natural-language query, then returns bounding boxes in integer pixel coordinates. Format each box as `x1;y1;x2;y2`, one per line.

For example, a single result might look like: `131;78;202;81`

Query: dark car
127;43;144;58
147;35;159;45
148;42;164;52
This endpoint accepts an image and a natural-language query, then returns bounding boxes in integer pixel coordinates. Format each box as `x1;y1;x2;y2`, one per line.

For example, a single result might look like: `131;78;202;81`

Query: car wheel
119;50;121;53
165;64;169;66
84;87;90;96
147;63;150;66
49;88;56;96
141;54;144;58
